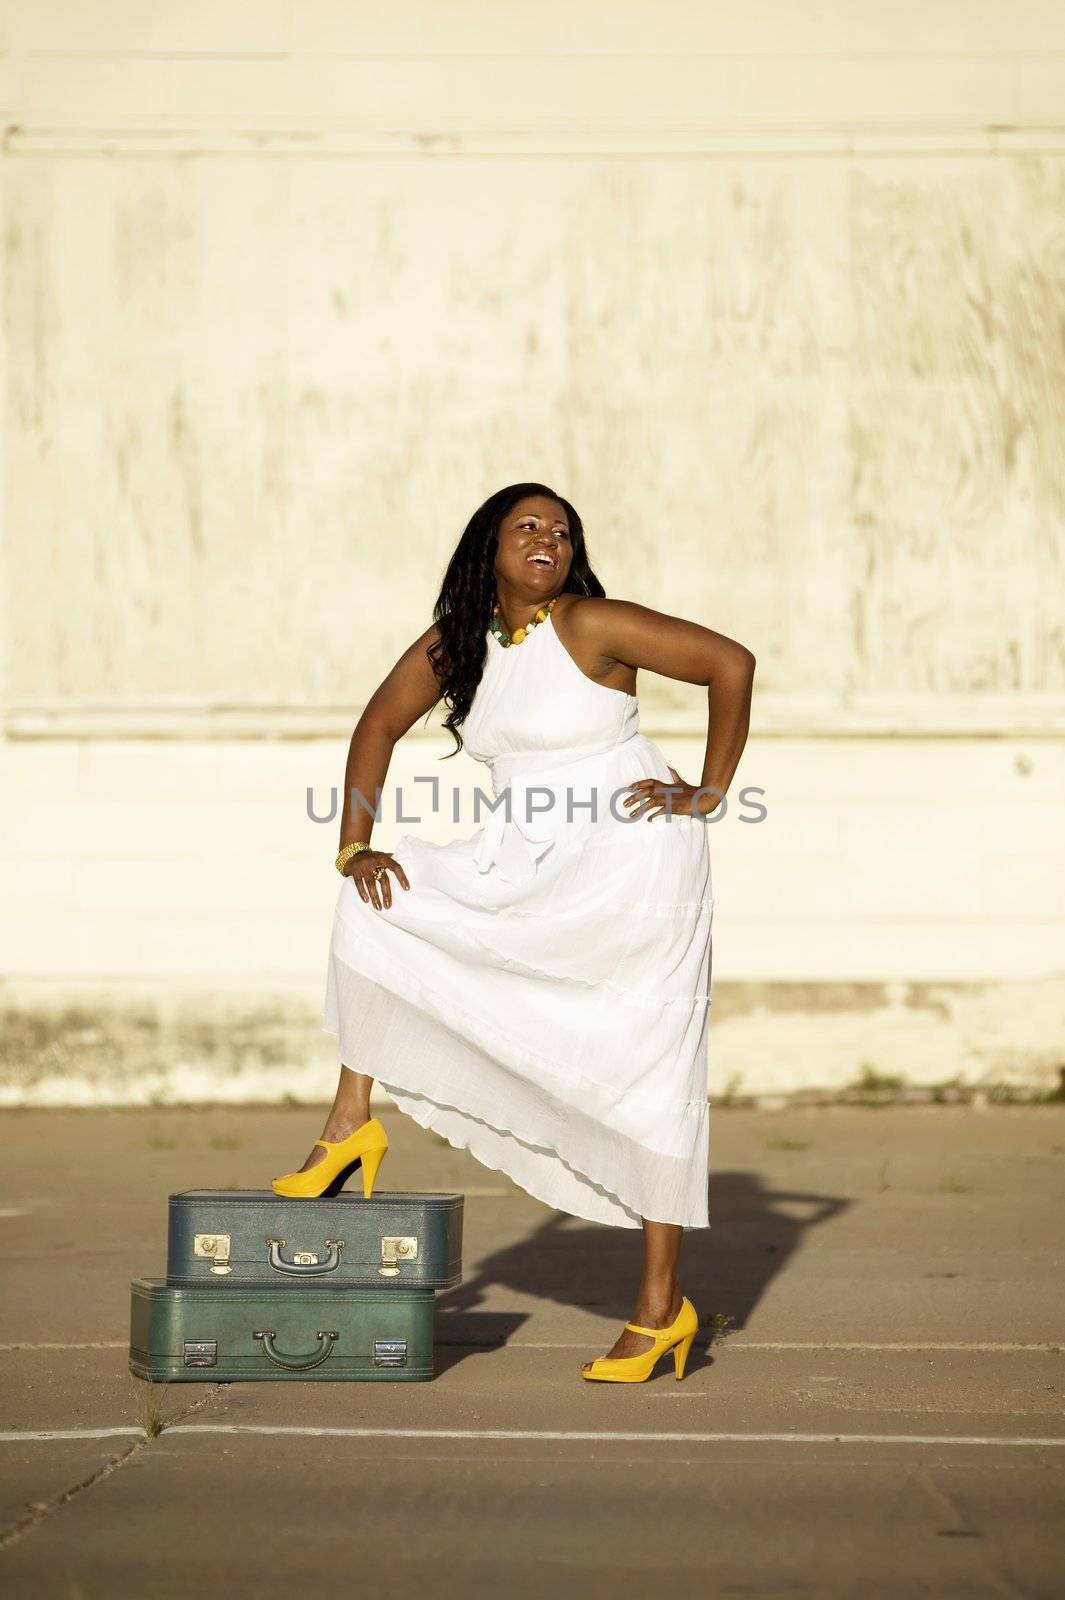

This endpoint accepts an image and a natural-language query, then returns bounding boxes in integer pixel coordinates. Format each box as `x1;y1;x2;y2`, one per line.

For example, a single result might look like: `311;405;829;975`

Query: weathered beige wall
2;2;1063;1103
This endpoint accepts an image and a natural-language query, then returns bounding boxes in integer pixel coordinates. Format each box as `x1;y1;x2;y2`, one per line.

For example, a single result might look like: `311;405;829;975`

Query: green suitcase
165;1189;463;1289
129;1277;436;1382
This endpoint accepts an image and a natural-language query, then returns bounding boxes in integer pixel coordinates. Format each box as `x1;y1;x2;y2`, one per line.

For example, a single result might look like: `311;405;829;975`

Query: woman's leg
581;1219;685;1369
295;1064;376;1172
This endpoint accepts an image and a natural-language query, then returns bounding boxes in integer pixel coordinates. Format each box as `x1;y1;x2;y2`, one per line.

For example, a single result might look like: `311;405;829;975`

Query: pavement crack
0;1385;226;1555
0;1436;144;1554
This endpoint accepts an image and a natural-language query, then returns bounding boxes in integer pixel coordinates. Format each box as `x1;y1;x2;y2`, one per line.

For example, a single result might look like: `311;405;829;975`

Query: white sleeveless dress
322;611;714;1228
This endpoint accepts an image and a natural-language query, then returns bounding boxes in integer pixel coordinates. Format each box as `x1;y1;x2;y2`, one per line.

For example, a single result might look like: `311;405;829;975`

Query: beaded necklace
490;594;559;647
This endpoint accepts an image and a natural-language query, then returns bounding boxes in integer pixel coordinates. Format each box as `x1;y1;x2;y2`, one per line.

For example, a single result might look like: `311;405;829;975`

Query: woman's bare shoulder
560;597;756;684
559;596;665;648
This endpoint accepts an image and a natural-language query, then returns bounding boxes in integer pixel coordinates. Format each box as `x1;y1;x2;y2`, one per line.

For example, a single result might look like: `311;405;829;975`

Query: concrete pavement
1;1104;1063;1597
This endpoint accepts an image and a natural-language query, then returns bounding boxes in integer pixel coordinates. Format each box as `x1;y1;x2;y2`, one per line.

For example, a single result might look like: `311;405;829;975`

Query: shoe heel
673;1330;696;1381
360;1143;387;1199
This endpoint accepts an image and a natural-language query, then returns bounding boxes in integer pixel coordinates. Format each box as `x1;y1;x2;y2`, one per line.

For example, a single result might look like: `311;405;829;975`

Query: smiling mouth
526;552;557;568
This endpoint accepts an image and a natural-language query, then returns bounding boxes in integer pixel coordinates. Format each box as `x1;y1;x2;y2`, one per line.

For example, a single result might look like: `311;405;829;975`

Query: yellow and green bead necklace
490;594;559;648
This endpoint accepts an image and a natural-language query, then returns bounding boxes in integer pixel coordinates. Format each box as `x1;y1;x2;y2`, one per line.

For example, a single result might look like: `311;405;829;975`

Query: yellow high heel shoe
271;1117;389;1200
581;1296;700;1383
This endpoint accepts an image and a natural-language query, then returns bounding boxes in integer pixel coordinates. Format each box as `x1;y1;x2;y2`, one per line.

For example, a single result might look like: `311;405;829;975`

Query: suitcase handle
253;1329;339;1371
265;1237;345;1276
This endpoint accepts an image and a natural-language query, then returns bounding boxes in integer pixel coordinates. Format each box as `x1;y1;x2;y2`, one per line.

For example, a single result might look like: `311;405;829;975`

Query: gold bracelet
335;840;373;875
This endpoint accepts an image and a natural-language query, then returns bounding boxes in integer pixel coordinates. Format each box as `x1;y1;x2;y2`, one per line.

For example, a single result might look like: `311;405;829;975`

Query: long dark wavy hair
426;482;606;757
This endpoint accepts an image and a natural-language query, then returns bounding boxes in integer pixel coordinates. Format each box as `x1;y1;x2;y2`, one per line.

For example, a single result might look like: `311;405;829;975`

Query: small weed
990;1080;1065;1106
144;1408;167;1438
129;1375;173;1438
848;1063;906;1094
702;1312;735;1345
719;1073;744;1108
937;1174;971;1194
764;1136;812;1152
280;1093;302;1109
146;1134;178;1151
208;1136;241;1150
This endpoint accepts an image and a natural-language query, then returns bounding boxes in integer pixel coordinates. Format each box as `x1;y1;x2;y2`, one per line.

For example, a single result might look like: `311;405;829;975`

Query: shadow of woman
433;1169;850;1375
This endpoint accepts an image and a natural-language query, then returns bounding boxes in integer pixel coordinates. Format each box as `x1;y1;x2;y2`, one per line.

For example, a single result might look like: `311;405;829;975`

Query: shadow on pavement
435;1169;850;1363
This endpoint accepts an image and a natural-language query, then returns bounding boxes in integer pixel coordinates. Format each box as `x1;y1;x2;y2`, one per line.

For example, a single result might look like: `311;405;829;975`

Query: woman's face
494;496;573;598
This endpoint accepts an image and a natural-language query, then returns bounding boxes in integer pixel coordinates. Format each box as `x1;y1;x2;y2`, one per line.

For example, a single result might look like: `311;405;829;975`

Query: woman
273;482;756;1383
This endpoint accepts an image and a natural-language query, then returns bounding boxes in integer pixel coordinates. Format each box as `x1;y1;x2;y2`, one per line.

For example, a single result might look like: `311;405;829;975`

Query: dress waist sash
472;731;650;885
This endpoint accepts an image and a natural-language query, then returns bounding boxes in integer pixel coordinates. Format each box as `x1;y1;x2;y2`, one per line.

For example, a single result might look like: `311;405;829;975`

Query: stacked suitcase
129;1188;464;1383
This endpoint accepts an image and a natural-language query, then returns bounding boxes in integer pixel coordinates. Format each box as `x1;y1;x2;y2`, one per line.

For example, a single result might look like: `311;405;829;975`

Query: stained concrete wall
1;3;1063;1104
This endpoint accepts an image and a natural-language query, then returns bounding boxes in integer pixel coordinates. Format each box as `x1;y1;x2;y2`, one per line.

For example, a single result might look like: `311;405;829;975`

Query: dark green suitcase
165;1189;463;1289
129;1277;436;1382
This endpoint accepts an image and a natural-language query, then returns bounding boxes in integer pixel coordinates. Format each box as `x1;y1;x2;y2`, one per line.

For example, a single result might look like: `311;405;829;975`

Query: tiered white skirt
323;745;714;1228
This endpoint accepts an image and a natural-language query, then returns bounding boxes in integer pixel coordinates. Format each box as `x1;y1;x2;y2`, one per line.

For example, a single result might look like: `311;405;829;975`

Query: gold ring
372;866;385;881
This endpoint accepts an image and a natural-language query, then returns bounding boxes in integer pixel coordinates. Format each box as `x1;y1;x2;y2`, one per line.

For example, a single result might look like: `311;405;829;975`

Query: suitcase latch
184;1340;218;1367
193;1233;232;1275
379;1236;418;1276
374;1339;408;1367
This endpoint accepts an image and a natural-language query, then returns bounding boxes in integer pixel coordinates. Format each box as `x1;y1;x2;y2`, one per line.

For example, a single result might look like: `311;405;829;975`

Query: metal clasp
184;1339;217;1367
193;1233;232;1275
378;1236;418;1277
374;1339;408;1367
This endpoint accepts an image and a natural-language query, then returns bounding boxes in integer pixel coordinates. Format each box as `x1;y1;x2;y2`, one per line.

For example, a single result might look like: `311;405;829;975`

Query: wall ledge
5;693;1065;741
6;125;1065;159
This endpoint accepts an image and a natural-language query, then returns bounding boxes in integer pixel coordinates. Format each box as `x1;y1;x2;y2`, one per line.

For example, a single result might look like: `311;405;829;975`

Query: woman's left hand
623;766;720;821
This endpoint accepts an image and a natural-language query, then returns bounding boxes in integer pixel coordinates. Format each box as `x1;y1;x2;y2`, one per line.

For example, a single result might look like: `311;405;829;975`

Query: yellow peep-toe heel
271;1116;389;1200
581;1296;700;1383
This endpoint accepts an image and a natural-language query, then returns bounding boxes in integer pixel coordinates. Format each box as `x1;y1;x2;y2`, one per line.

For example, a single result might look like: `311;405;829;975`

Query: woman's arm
339;621;444;855
574;599;756;818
